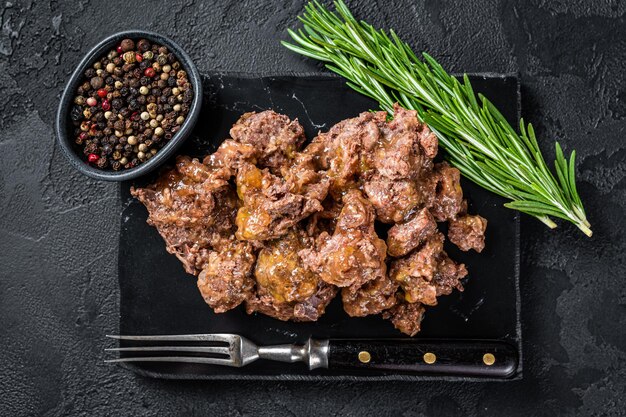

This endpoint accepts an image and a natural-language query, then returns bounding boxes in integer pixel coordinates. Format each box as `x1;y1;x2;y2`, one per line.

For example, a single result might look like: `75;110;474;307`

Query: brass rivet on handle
358;351;371;363
423;352;436;364
483;353;496;366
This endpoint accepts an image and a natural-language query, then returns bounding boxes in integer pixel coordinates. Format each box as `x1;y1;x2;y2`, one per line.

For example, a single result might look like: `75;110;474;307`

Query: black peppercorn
151;88;161;96
97;157;108;169
167;77;177;87
129;78;140;88
136;95;146;105
84;142;98;154
120;108;131;118
137;39;150;52
105;77;115;86
139;60;150;70
120;38;135;52
84;68;96;78
112;161;121;171
111;99;123;110
119;87;129;96
70;106;84;122
140;76;150;86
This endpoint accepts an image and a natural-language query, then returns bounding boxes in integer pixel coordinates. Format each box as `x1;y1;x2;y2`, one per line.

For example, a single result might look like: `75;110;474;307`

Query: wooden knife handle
327;339;518;378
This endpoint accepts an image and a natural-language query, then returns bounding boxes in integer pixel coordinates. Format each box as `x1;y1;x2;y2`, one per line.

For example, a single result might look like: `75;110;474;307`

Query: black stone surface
118;74;520;381
0;1;624;416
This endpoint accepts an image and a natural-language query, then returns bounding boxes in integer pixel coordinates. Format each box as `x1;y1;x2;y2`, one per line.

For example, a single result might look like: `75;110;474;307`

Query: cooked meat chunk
254;228;320;304
387;208;437;257
433;254;469;297
342;274;398;317
131;155;238;275
235;162;328;241
245;282;337;322
389;233;444;305
133;106;488;336
448;214;488;252
363;175;421;223
308;111;383;190
203;139;257;179
429;162;464;222
418;127;438;159
197;241;256;313
229;110;305;172
383;301;426;337
280;151;330;201
300;190;387;288
389;233;467;305
373;106;430;180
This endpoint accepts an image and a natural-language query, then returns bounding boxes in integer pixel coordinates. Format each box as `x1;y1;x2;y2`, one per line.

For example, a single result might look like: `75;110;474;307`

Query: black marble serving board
118;73;521;381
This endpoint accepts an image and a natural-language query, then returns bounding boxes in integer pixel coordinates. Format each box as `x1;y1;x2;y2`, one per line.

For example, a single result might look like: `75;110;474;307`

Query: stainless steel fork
105;333;519;377
105;333;330;369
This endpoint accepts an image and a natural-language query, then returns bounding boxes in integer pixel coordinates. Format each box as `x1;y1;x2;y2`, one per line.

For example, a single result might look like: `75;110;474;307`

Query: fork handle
328;339;518;378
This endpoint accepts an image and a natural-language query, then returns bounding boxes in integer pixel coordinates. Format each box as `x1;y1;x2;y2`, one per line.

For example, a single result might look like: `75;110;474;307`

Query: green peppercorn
123;51;136;64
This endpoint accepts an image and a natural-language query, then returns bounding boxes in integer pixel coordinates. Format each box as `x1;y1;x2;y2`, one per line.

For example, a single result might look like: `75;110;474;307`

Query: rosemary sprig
282;0;592;236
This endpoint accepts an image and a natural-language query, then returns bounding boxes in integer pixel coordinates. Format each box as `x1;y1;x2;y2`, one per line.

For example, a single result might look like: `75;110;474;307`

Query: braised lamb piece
383;300;426;337
389;233;468;306
342;274;398;317
386;208;437;258
247;227;337;321
197;240;256;313
299;189;387;288
245;282;337;322
130;155;238;275
133;106;487;336
235;162;328;241
229;110;305;173
448;214;488;252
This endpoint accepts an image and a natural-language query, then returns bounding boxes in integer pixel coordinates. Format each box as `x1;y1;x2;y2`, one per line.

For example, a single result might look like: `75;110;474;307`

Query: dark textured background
0;0;624;416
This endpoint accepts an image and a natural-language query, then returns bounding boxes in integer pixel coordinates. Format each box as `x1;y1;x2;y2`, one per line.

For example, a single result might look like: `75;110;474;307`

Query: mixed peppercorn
70;38;193;170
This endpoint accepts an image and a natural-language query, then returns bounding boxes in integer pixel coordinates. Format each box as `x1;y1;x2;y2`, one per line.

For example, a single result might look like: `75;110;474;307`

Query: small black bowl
56;30;202;181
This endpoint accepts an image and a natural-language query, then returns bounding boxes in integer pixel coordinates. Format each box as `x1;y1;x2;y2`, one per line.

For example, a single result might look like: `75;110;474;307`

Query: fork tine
104;356;238;366
105;334;235;343
105;346;231;355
